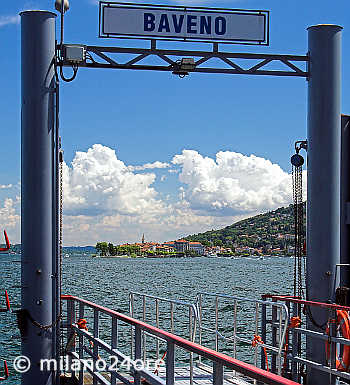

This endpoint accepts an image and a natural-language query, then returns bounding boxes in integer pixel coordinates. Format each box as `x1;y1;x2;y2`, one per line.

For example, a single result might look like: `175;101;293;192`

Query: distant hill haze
6;204;305;255
184;203;306;254
7;245;96;254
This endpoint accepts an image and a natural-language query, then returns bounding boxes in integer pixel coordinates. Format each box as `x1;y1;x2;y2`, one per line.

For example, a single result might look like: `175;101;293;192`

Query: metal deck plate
80;364;254;385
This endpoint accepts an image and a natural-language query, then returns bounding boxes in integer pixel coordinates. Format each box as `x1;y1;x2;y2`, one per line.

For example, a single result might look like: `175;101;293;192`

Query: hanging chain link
59;146;64;361
55;67;65;361
292;159;304;299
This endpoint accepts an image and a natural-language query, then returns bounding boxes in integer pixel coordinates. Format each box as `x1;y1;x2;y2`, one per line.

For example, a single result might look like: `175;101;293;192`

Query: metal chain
54;59;65;380
292;166;297;297
297;166;304;298
59;147;63;313
30;313;62;331
15;309;61;332
59;148;64;361
292;162;304;299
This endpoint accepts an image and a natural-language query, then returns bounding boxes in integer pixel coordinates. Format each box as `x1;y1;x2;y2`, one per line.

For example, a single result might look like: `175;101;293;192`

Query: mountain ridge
184;203;305;253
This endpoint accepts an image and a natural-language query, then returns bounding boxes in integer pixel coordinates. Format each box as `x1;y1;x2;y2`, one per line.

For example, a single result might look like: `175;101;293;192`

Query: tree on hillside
108;243;115;256
96;242;108;256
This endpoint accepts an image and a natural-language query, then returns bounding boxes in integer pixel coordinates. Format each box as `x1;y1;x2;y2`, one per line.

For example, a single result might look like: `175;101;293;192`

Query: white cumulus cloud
172;150;296;216
0;16;20;28
60;144;245;244
63;144;168;218
0;145;305;245
0;198;20;227
59;145;305;244
127;161;170;172
0;197;20;243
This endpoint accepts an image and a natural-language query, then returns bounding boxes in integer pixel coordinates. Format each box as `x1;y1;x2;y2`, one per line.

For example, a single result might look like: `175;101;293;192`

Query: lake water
0;254;293;384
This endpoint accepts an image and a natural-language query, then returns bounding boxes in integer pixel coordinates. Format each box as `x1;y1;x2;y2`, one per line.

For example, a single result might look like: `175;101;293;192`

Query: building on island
114;237;204;257
174;239;189;253
188;242;205;255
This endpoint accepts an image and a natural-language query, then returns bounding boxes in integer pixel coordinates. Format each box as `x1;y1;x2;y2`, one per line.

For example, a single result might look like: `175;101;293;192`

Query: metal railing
264;295;350;383
129;292;198;385
196;292;289;376
61;295;300;385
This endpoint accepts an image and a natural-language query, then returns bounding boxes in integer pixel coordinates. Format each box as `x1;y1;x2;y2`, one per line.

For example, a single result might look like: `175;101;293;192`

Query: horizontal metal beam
78;63;307;77
86;45;308;61
60;44;308;77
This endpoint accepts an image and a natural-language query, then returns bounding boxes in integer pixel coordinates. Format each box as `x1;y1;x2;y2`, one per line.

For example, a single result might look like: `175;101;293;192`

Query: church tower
142;234;145;244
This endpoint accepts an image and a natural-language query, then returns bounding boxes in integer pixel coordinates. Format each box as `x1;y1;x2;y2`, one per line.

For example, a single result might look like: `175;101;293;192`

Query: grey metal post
341;115;350;287
307;24;342;385
21;10;56;385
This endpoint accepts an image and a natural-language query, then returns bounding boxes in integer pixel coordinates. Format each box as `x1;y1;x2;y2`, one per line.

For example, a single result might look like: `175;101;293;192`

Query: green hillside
185;203;306;254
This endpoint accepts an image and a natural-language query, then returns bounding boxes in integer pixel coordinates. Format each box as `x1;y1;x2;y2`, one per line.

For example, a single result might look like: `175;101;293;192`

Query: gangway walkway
61;295;299;385
81;365;259;385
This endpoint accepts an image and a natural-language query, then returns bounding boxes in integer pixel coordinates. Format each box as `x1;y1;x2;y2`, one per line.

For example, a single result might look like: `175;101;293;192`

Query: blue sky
0;0;349;245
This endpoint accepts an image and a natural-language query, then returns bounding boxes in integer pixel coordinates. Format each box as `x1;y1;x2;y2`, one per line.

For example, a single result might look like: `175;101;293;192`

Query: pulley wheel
291;153;304;167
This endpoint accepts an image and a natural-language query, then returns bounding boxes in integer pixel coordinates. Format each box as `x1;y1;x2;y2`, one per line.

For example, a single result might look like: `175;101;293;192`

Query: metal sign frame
99;1;270;45
64;42;307;77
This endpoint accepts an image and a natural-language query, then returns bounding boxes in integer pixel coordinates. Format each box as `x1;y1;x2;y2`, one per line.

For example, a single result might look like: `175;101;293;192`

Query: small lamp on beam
55;0;70;13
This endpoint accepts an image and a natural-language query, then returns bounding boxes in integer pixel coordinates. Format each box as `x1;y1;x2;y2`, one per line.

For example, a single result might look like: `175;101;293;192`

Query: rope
282;316;301;375
154;351;167;375
251;335;269;372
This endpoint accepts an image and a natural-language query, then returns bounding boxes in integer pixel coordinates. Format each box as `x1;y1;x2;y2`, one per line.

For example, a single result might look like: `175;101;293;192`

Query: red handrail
0;230;10;252
5;291;10;312
263;294;350;312
0;361;8;381
61;295;300;385
0;291;10;313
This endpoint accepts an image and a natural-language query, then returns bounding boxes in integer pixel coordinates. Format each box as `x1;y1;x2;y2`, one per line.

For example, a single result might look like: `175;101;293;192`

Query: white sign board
99;2;269;45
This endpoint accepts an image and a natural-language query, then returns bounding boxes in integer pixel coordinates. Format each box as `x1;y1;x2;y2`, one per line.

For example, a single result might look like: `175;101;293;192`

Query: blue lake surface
0;254;293;384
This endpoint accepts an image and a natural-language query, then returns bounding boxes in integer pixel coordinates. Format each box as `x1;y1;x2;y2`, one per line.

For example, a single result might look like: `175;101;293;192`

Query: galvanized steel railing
61;295;299;385
264;295;350;383
129;292;198;385
196;292;289;376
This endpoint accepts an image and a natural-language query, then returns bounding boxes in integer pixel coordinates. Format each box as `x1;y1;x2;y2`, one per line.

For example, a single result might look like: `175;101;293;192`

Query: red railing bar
0;230;10;252
263;294;350;312
0;361;8;381
263;294;350;311
5;291;10;312
61;295;299;385
0;291;10;313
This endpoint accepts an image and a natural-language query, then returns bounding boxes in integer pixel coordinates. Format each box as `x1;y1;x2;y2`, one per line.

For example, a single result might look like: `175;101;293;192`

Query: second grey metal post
307;24;342;385
341;115;350;287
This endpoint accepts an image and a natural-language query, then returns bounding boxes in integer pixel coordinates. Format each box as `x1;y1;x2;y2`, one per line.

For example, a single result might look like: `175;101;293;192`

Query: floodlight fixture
172;58;196;78
180;58;196;71
55;0;70;13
